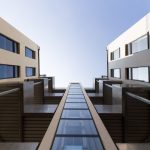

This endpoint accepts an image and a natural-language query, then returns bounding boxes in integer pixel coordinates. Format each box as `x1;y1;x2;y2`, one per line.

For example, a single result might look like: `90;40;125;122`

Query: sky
0;0;149;88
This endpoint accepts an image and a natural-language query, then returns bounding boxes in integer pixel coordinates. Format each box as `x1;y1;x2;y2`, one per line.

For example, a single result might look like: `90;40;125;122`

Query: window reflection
57;120;98;135
0;65;19;79
110;48;120;60
0;34;19;53
25;47;35;59
64;103;88;109
67;95;85;99
66;98;86;103
110;68;121;78
52;137;104;150
126;34;148;55
132;34;148;53
126;67;149;82
62;110;91;119
26;67;36;77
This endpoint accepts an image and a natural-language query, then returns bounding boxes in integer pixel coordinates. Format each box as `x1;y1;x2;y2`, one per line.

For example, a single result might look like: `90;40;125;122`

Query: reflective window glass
67;95;85;99
57;120;97;135
6;38;13;52
52;137;104;150
132;34;148;53
69;89;82;92
64;103;88;109
110;48;120;60
25;47;35;59
66;98;86;103
61;110;91;119
26;67;36;77
0;34;19;53
110;68;120;78
0;65;19;79
132;67;149;82
0;35;5;49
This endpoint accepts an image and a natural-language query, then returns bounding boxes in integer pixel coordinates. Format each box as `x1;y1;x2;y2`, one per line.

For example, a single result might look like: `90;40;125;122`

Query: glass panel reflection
64;103;88;109
69;87;81;89
66;98;86;103
69;89;82;92
62;110;91;119
68;92;83;95
57;120;97;135
52;137;104;150
67;95;85;99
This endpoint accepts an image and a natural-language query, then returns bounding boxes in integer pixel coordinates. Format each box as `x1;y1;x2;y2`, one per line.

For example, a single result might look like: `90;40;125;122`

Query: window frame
110;68;121;79
25;47;35;59
125;32;149;56
125;66;150;82
0;33;20;54
0;64;20;79
110;48;120;61
26;67;36;77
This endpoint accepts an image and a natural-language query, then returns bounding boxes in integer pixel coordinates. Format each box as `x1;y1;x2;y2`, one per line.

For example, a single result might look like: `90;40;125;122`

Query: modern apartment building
0;14;150;150
107;12;150;86
0;17;40;83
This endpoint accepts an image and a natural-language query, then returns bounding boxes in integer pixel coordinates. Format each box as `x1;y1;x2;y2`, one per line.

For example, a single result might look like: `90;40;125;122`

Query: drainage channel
51;83;104;150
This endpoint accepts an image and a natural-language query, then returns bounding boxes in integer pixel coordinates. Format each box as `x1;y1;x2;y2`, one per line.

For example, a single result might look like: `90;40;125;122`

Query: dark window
126;67;149;82
125;43;132;56
110;52;114;60
126;68;132;79
110;68;121;78
110;48;120;60
125;33;149;56
26;67;36;77
25;47;35;59
0;64;20;79
0;34;19;53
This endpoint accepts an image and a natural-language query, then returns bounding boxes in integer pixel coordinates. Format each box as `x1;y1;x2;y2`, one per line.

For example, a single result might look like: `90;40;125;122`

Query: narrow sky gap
0;0;149;87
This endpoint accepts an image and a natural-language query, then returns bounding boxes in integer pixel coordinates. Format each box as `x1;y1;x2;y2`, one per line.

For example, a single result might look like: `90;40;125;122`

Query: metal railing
126;92;150;105
0;88;20;96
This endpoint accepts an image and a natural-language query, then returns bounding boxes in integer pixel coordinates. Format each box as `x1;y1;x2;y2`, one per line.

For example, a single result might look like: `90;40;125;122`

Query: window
110;48;120;60
26;67;36;77
126;67;149;82
125;33;149;56
25;47;35;59
0;34;19;53
52;137;103;150
0;64;20;79
64;103;88;109
110;68;121;78
61;110;91;119
56;120;97;135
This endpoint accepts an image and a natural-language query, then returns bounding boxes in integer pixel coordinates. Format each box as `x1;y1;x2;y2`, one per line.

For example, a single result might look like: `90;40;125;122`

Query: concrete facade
107;13;150;85
0;17;40;83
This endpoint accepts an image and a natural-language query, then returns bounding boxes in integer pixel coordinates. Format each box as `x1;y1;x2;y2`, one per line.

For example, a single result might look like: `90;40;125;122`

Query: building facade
0;17;40;83
107;13;150;86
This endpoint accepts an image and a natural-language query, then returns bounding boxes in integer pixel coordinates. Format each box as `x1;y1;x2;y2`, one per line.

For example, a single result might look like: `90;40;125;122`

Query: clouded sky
0;0;149;87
